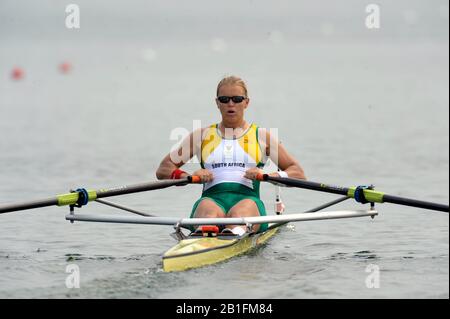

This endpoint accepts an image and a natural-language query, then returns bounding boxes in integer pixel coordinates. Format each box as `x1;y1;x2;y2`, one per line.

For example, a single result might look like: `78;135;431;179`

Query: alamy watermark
365;4;381;29
65;4;80;29
365;264;380;288
65;264;80;289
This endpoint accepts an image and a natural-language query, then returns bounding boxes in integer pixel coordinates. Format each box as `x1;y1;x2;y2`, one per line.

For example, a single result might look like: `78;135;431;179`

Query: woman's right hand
192;169;214;183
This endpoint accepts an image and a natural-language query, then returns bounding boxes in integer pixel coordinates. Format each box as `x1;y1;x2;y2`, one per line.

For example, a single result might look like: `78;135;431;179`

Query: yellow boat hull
162;225;282;272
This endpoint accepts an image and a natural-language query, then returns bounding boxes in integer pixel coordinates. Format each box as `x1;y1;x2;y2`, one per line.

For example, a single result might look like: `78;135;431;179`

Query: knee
196;210;223;218
228;200;259;218
227;210;243;218
194;200;225;218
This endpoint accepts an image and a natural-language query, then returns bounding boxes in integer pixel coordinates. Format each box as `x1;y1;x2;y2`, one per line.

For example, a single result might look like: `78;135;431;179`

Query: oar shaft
383;194;449;212
0;177;198;215
259;174;449;213
95;178;191;198
0;197;58;214
261;175;350;195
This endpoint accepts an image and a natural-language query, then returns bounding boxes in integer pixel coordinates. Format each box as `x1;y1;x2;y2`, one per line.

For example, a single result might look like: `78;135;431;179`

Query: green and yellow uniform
191;123;268;232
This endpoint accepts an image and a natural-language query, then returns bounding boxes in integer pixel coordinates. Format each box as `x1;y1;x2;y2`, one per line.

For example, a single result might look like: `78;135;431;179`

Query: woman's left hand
244;167;264;180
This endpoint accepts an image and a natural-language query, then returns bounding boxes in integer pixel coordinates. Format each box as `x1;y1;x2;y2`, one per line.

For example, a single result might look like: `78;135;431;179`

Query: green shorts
190;185;268;233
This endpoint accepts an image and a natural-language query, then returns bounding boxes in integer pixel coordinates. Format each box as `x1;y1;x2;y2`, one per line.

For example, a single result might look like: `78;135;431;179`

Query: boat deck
162;223;283;272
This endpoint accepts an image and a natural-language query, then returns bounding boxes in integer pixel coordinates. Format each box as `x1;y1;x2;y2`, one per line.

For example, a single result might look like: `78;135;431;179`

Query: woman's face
216;84;249;125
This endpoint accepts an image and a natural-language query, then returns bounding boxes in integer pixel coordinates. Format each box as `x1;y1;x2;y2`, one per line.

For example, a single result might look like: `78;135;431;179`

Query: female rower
156;75;306;234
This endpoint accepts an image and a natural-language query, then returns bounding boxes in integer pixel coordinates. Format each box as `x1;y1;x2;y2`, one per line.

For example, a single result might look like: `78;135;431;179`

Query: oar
0;176;201;215
257;174;449;213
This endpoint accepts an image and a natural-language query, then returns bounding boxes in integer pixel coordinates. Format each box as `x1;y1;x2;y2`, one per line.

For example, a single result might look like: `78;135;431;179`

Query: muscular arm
260;128;306;180
274;142;306;179
156;128;203;179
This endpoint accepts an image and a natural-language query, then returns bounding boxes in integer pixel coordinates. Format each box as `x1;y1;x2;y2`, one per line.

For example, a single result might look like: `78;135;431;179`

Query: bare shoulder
257;127;279;147
257;127;267;135
186;127;207;139
189;127;211;149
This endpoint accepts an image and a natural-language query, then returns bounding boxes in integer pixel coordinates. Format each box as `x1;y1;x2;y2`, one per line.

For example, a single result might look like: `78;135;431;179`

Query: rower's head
216;76;250;125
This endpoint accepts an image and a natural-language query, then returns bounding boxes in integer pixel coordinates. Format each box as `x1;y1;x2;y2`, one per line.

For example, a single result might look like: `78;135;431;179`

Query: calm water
0;0;448;298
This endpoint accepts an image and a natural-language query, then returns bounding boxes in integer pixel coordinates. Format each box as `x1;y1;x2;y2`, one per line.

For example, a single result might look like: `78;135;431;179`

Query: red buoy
59;62;72;74
11;67;24;80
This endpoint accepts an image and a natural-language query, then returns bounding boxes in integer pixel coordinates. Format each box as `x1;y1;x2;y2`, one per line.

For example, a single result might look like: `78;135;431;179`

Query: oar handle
188;175;202;184
256;173;267;181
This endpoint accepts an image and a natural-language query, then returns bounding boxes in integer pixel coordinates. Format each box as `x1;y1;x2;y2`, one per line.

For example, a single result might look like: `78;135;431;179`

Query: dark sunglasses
217;96;247;104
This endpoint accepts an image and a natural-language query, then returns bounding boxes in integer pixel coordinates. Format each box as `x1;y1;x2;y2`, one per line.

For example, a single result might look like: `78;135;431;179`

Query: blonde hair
216;75;248;97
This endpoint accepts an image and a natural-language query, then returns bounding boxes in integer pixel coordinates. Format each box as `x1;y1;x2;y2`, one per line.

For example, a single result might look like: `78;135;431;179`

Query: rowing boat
63;208;377;271
0;175;447;272
163;183;287;272
162;223;283;272
161;209;376;272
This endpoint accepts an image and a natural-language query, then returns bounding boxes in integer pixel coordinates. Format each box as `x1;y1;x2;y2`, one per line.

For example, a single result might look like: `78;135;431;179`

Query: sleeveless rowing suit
190;123;268;232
